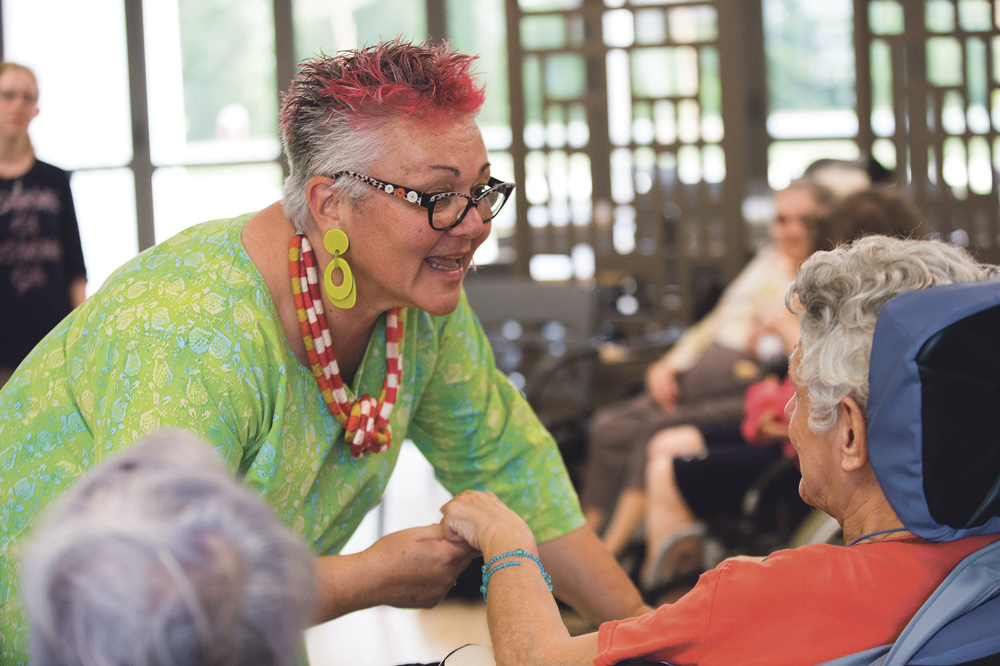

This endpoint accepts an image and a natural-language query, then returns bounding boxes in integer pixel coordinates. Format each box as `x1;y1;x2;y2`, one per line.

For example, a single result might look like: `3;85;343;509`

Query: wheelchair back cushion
867;280;1000;541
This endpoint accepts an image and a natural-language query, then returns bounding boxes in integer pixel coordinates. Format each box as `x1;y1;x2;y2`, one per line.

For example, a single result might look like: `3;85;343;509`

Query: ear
836;396;869;472
305;175;343;230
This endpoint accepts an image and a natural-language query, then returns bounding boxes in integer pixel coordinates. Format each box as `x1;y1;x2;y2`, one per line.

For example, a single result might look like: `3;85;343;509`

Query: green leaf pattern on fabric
0;214;582;663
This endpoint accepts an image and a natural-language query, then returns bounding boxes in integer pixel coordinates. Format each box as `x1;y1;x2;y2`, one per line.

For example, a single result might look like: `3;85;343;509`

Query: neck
0;134;33;178
840;495;907;546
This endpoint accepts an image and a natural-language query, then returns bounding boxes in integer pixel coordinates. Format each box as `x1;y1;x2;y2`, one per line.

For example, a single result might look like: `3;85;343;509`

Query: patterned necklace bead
289;233;402;458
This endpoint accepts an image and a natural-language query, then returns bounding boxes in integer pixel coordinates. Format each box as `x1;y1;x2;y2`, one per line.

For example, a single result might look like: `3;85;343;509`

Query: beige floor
306;601;492;666
305;442;493;666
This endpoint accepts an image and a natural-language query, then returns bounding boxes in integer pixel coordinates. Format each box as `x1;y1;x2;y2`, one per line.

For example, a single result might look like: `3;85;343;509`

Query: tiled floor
305;442;493;666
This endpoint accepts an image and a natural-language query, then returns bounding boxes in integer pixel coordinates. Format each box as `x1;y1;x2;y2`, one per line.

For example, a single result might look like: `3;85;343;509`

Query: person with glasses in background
0;62;87;390
0;40;646;663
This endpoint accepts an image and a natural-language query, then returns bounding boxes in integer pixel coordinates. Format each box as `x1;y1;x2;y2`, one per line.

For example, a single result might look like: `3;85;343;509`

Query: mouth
425;254;468;276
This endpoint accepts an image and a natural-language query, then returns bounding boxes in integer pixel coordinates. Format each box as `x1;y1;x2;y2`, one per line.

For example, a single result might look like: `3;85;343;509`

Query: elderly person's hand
440;490;536;554
646;358;681;412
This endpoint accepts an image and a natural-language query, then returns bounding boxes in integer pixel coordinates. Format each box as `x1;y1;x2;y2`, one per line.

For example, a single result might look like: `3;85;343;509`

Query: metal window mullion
505;0;531;277
427;0;446;41
274;0;295;179
854;0;874;161
124;0;155;252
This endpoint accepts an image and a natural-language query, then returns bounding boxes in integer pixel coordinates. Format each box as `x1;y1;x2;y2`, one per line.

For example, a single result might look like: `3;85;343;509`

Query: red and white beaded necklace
289;233;402;458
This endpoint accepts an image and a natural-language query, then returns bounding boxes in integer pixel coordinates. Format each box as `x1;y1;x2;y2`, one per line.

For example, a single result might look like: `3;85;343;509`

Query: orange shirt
596;534;1000;666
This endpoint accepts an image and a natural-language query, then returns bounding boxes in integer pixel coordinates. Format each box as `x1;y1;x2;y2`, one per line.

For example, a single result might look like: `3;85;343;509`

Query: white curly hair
787;235;1000;431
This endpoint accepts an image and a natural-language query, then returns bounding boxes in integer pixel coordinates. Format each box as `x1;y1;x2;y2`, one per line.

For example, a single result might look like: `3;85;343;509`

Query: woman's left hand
440;490;535;554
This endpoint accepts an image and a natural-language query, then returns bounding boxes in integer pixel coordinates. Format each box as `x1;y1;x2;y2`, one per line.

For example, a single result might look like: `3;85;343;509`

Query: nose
447;204;488;239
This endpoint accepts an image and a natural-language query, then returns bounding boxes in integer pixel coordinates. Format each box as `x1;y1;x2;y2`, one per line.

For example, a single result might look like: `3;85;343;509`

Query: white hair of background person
787;234;1000;432
19;430;318;666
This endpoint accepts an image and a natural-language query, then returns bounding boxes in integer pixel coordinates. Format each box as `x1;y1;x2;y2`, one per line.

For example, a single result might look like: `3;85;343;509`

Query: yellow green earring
323;228;356;309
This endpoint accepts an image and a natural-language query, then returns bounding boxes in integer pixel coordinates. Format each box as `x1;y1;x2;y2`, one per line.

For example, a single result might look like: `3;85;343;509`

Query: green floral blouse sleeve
60;232;282;472
406;291;584;543
0;222;287;664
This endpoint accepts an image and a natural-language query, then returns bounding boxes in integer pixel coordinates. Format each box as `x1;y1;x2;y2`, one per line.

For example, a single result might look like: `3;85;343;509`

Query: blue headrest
867;280;1000;542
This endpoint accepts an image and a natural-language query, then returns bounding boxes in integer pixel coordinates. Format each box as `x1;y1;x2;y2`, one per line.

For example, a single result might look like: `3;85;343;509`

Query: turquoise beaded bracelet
480;548;553;602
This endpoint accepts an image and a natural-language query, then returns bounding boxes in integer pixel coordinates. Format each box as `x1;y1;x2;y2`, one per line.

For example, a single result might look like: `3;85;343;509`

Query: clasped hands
352;491;532;611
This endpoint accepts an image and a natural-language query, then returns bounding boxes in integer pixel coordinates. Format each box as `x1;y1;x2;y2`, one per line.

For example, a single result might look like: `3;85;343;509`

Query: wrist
480;521;536;559
480;547;553;603
314;552;380;621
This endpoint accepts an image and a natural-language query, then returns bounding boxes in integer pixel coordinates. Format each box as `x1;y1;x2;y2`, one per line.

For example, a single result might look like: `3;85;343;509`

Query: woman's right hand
362;524;477;609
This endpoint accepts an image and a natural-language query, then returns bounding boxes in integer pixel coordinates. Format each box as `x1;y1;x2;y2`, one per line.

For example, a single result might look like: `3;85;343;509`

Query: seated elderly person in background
581;181;835;557
441;235;1000;666
18;430;316;666
815;184;929;249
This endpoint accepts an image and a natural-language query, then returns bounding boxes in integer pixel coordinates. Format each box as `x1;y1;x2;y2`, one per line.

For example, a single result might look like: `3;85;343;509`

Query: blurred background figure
0;62;86;389
580;180;835;558
19;430;317;666
815;184;927;250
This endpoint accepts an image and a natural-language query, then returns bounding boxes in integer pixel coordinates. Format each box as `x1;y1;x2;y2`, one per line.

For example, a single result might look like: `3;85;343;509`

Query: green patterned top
0;214;583;663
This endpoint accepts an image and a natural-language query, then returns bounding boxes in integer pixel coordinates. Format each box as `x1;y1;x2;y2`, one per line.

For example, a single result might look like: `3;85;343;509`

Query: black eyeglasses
333;170;515;231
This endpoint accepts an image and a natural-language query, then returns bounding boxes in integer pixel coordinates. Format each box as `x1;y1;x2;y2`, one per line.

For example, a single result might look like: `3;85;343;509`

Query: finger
439;522;465;543
449;538;478;557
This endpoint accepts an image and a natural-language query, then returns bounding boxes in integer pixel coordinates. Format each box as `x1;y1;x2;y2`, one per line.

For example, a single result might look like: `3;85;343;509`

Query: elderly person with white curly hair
439;235;1000;666
18;430;317;666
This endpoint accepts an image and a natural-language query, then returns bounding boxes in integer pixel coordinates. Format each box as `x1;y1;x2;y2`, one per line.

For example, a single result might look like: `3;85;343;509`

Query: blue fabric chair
821;281;1000;666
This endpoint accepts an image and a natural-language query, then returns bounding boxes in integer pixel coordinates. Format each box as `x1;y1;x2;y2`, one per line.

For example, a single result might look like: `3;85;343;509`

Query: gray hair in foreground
19;430;318;666
787;235;1000;431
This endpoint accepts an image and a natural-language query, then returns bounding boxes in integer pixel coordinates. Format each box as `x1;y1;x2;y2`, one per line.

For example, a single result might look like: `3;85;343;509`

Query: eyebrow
426;163;491;178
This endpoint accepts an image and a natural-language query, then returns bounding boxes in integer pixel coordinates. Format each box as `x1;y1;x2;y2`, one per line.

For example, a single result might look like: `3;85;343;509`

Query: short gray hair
20;430;317;666
788;235;1000;431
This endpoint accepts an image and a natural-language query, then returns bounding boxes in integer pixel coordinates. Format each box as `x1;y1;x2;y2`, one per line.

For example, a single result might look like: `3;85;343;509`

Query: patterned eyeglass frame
332;170;515;231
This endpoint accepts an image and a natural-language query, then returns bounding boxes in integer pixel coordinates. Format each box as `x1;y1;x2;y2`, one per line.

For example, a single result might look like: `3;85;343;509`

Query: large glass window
3;0;132;170
293;0;428;59
145;0;281;240
145;0;280;167
71;170;138;294
152;164;284;243
7;1;899;289
764;0;858;188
